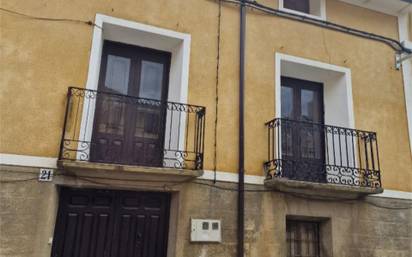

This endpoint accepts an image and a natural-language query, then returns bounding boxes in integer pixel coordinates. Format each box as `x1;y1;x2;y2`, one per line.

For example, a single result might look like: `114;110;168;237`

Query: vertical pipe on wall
237;1;246;257
58;88;72;160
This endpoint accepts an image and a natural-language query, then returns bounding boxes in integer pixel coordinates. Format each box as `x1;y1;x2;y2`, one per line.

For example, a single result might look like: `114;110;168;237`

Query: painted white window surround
78;14;191;162
275;53;354;128
279;0;326;20
275;53;356;172
398;13;412;154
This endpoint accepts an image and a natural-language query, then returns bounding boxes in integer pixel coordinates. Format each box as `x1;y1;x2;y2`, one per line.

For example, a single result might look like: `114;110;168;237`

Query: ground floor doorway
51;187;170;257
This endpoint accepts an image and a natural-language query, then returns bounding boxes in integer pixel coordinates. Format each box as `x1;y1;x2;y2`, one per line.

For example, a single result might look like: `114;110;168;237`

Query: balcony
58;87;205;179
264;118;383;198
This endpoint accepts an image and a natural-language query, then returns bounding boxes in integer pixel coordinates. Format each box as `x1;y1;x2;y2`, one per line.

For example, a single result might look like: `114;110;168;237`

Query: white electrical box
190;219;222;243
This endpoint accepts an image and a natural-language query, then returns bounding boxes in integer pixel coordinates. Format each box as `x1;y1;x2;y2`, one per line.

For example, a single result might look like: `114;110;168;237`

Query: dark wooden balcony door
281;77;325;182
90;41;171;166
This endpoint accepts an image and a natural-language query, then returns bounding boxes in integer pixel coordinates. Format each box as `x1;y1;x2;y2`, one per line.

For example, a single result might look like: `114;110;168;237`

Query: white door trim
398;13;412;154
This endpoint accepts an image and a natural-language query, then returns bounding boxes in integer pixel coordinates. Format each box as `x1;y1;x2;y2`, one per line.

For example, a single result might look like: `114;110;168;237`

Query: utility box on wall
190;219;222;243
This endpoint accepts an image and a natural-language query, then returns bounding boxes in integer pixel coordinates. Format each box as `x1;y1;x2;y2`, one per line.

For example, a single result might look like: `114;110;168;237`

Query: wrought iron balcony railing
264;118;381;188
59;87;206;170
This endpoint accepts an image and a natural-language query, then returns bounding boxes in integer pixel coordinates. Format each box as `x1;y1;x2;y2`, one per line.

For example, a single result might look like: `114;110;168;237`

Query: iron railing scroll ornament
264;118;381;188
59;87;206;170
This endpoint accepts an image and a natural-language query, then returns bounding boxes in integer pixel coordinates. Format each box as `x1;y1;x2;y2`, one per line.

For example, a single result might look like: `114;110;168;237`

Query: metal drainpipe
237;0;246;257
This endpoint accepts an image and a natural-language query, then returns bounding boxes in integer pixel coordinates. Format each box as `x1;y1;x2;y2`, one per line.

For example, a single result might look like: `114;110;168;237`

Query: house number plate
39;168;53;182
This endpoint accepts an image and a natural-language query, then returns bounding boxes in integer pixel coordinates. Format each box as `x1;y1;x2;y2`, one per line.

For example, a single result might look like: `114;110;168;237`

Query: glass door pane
300;89;322;123
104;55;131;95
281;86;295;158
139;60;164;100
281;77;325;182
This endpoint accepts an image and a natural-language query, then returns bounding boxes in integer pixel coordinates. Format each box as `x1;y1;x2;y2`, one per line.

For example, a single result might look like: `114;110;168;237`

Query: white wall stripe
200;170;265;185
1;153;410;200
370;189;412;200
0;154;57;168
201;170;412;200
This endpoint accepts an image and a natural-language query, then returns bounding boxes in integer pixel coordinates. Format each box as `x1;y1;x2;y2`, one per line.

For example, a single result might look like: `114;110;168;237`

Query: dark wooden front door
281;77;325;182
51;187;171;257
90;41;171;166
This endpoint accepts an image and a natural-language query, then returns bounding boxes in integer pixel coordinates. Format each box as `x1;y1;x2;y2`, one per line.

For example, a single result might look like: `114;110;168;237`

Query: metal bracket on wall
395;52;412;70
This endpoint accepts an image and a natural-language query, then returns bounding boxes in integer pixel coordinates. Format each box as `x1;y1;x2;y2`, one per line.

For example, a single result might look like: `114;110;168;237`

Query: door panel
127;52;170;167
51;188;116;257
130;105;164;167
90;43;137;164
281;77;325;182
90;41;171;166
110;191;170;257
92;94;127;163
51;188;170;257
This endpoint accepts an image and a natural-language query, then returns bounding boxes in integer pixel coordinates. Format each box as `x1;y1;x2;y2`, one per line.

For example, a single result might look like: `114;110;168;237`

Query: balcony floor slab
264;177;383;199
56;160;203;191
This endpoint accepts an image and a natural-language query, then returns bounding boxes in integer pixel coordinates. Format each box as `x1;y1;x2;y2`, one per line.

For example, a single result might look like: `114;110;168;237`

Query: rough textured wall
409;12;412;41
2;169;410;257
0;166;58;257
178;181;412;257
0;0;411;191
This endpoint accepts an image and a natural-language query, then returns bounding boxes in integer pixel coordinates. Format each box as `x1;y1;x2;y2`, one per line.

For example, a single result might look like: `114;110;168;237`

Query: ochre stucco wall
1;0;411;191
409;12;412;41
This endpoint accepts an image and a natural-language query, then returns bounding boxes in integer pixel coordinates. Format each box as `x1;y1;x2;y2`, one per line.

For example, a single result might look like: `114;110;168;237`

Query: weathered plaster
1;167;410;257
0;0;411;191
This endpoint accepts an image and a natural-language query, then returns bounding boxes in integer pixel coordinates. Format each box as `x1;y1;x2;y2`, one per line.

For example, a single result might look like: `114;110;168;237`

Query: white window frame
279;0;327;20
275;53;355;129
398;13;412;154
77;14;191;161
275;53;358;179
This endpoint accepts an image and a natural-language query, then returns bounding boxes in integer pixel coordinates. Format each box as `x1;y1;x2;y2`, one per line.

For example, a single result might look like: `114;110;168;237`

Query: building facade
1;0;411;257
